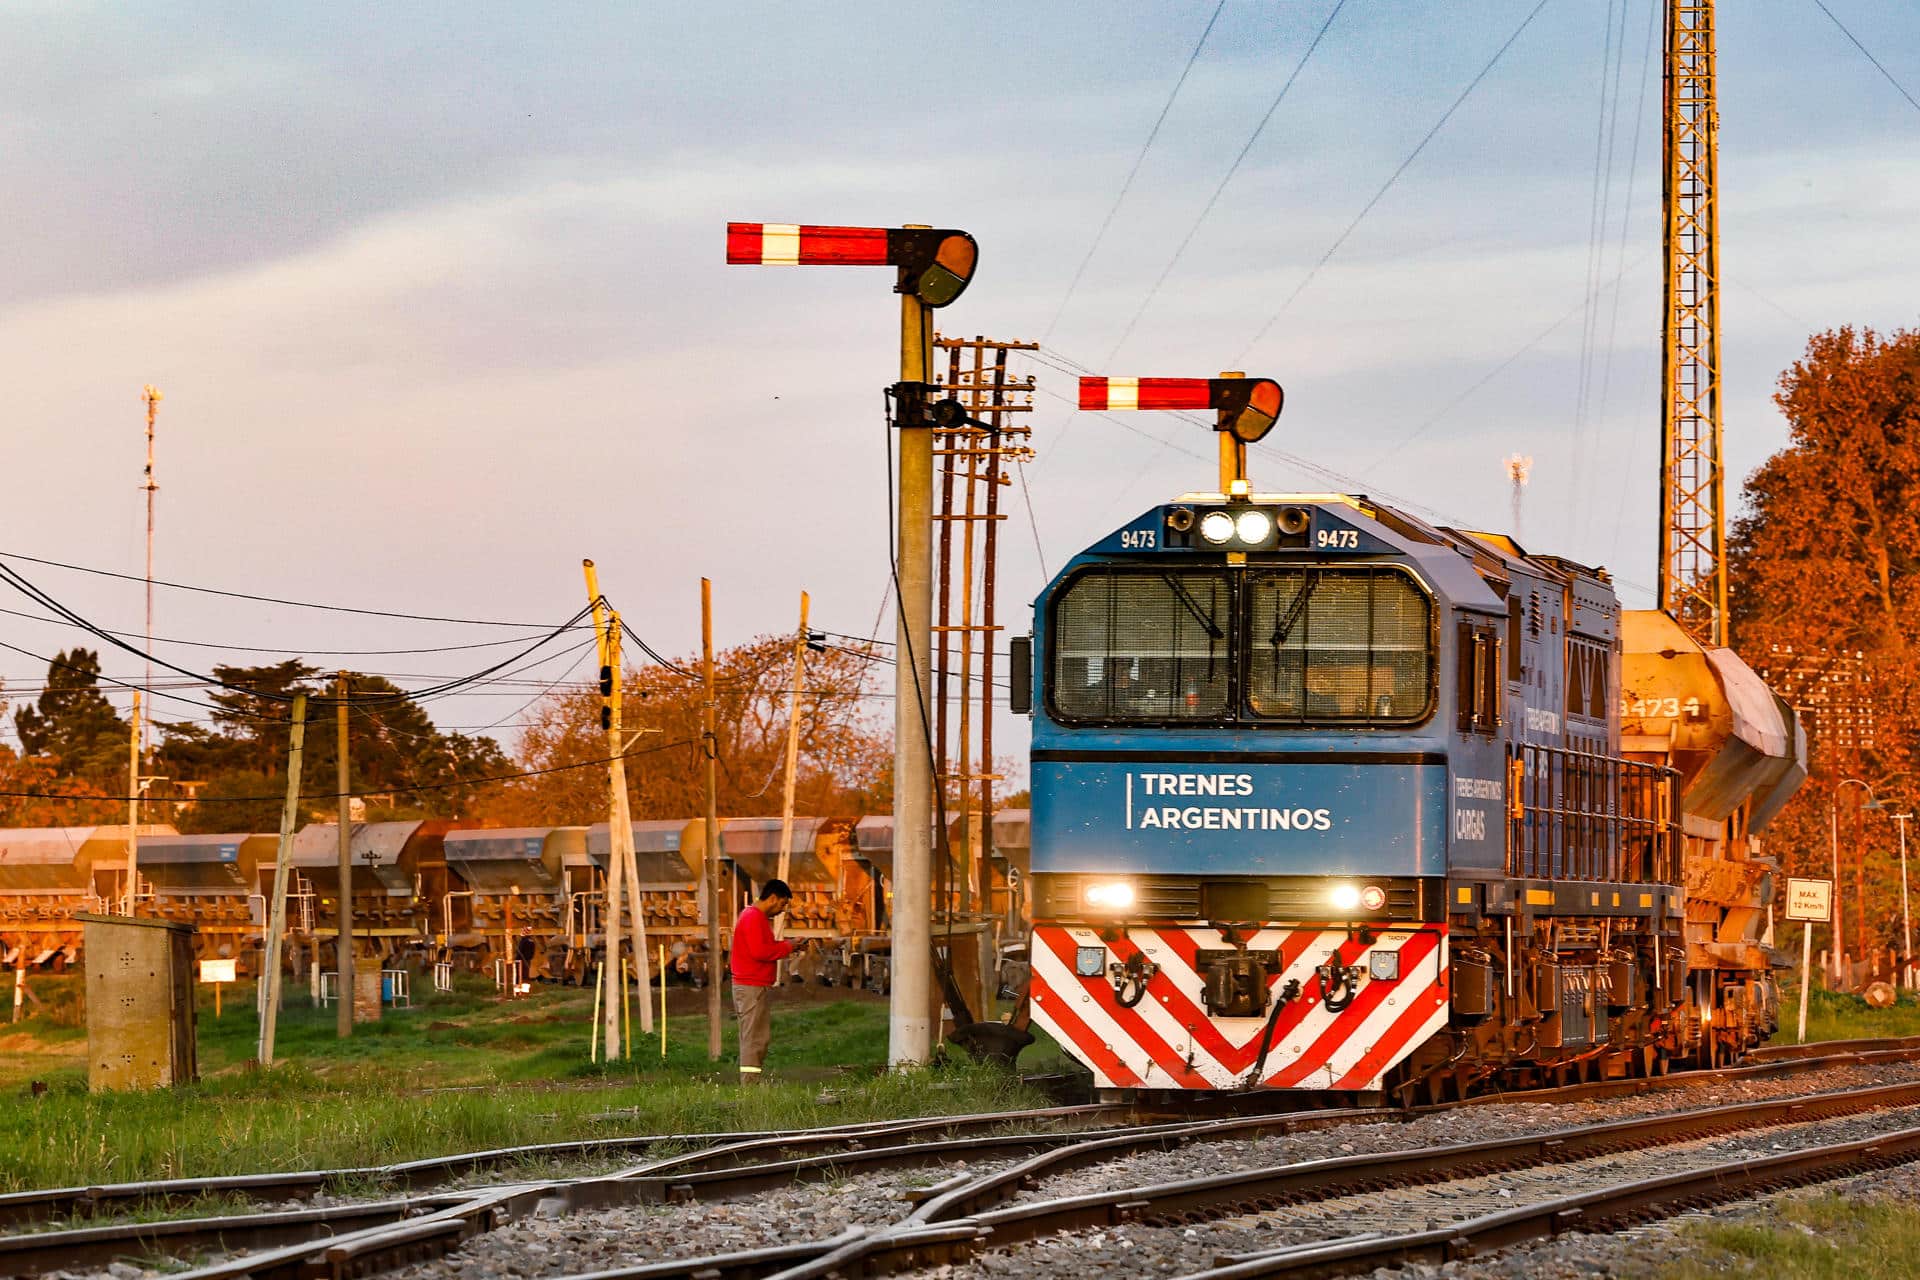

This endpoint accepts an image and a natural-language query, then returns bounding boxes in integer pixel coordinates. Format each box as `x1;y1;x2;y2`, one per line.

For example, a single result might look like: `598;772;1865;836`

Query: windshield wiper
1268;571;1321;648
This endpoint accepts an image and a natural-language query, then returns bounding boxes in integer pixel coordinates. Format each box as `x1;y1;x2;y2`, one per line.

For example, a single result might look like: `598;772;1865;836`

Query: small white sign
199;958;238;983
1785;877;1833;923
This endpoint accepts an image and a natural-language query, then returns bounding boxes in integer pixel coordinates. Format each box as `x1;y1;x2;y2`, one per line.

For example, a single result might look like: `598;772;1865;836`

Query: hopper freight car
286;820;448;965
441;826;578;975
109;833;277;971
0;826;179;971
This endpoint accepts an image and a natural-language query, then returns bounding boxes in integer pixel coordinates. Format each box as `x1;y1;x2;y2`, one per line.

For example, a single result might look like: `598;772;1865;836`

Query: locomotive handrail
1506;743;1680;884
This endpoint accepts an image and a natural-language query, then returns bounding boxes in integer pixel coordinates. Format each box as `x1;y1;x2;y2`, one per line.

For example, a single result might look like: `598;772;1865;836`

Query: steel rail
587;1074;1920;1280
0;1103;1121;1231
17;1042;1920;1280
1177;1120;1920;1279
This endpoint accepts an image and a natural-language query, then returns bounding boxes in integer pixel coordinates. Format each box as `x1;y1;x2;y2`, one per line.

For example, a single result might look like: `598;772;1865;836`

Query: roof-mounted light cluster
1165;503;1313;550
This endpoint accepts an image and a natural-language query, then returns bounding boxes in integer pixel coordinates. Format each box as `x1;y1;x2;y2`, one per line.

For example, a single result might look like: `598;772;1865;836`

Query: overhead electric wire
1809;0;1920;114
1102;0;1352;363
0;554;594;707
0;737;701;805
1233;0;1557;365
0;549;568;628
1569;0;1630;541
1364;244;1656;475
0;600;589;657
1040;0;1226;344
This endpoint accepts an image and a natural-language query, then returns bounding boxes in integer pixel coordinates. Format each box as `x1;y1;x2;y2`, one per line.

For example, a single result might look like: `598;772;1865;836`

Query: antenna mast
1659;1;1726;645
1505;453;1532;541
141;385;162;760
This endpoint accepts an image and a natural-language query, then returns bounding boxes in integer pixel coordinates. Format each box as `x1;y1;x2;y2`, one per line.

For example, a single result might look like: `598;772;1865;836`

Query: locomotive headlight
1084;880;1136;911
1234;509;1273;545
1359;885;1388;912
1329;883;1362;913
1198;511;1235;544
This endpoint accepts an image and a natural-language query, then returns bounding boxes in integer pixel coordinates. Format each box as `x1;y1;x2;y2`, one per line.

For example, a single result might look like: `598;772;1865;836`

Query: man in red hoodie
730;879;794;1083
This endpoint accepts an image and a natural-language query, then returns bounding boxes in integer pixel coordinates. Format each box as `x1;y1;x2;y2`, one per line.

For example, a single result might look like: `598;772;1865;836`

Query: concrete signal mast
1660;1;1726;646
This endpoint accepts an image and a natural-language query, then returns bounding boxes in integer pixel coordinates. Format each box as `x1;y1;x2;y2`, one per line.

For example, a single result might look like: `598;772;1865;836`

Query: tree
1730;326;1920;962
151;662;511;826
14;649;127;782
478;635;892;826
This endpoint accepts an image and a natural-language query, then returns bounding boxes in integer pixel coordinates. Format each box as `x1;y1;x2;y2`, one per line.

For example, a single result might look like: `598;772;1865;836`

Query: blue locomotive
1009;378;1802;1099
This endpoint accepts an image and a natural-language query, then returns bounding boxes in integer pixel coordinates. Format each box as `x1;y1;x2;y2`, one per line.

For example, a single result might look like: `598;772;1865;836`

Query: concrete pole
337;674;352;1037
583;560;623;1062
702;578;724;1060
890;282;935;1067
259;694;309;1066
124;692;140;915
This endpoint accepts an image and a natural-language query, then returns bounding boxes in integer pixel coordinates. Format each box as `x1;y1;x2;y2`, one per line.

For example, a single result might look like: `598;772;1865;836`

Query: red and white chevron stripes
1028;923;1450;1091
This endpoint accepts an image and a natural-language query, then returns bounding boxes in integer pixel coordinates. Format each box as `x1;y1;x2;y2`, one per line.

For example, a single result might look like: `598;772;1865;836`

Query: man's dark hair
759;879;792;900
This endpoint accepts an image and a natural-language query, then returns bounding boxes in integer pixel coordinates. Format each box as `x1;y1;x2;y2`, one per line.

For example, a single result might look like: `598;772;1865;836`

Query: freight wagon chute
288;821;445;961
118;833;276;964
0;826;177;970
587;819;711;943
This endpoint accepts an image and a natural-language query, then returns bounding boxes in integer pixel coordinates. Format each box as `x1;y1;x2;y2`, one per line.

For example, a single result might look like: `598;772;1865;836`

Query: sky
1;0;1917;785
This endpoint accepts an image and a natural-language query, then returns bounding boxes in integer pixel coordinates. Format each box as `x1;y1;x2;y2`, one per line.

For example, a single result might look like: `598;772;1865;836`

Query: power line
0;549;568;628
1809;0;1920;114
0;555;595;707
0;738;701;805
0;601;589;657
1102;0;1352;363
1040;0;1226;345
1233;0;1556;365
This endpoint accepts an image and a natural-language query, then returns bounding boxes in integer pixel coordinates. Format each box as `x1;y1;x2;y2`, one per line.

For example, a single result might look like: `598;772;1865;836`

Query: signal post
727;222;976;1065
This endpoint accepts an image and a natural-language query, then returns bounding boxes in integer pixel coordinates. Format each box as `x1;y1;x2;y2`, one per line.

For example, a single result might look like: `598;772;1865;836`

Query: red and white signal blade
726;223;891;266
1077;377;1214;412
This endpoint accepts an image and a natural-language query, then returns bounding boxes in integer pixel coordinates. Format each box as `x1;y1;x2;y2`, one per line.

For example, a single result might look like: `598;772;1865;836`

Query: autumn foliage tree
1730;326;1920;961
476;634;892;826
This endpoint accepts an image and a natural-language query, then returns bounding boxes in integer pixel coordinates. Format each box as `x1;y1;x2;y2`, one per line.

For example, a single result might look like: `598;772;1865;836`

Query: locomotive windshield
1051;568;1230;721
1245;568;1431;723
1047;564;1432;726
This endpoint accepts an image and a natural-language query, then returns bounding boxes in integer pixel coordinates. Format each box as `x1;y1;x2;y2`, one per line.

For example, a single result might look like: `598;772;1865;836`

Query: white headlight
1329;883;1362;913
1084;881;1136;910
1234;509;1273;544
1198;511;1235;544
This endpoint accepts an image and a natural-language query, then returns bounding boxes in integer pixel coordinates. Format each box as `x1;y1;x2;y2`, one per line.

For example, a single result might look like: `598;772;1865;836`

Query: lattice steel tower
1660;0;1726;646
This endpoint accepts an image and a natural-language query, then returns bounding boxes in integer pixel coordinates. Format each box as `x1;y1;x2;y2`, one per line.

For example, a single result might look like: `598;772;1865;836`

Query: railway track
12;1040;1920;1280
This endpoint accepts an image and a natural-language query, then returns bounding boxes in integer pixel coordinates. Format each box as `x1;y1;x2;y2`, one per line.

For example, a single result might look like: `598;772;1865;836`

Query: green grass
0;975;1058;1193
1770;983;1920;1045
1662;1194;1920;1278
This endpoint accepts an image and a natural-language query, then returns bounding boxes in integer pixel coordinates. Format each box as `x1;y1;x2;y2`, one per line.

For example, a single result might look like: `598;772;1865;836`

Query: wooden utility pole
584;561;625;1061
775;592;810;894
259;694;309;1067
702;578;723;1060
606;609;652;1034
336;674;353;1037
124;692;141;915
